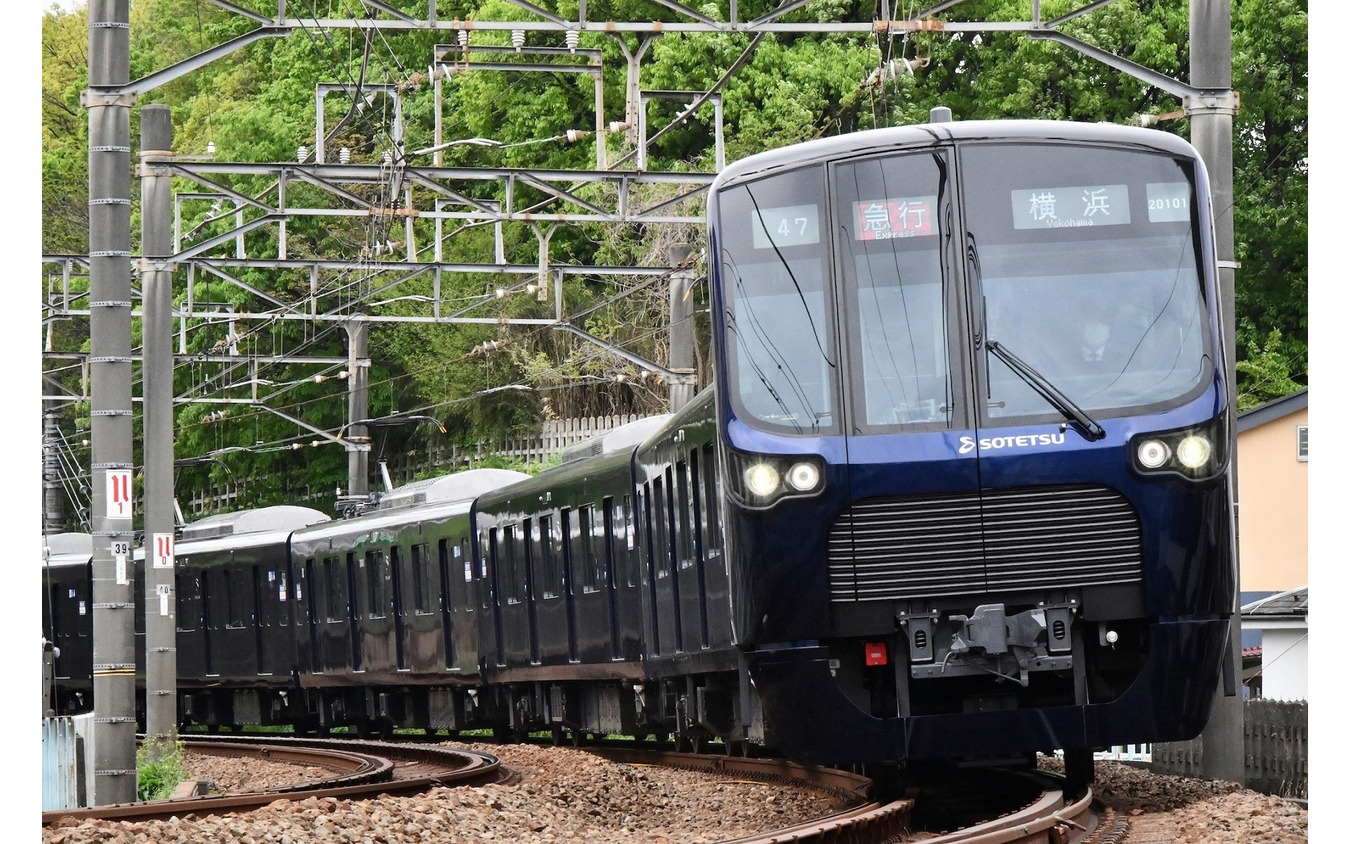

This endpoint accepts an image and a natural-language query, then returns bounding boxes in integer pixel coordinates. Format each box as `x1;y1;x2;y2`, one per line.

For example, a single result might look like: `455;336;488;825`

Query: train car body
287;468;528;736
706;118;1236;767
42;533;95;715
172;505;330;729
472;416;669;740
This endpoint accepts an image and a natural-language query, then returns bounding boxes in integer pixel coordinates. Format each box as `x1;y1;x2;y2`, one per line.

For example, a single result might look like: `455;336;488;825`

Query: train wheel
551;724;565;746
570;729;587;748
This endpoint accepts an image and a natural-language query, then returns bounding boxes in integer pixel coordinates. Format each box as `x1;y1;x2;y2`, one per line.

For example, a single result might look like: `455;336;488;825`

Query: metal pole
141;103;178;743
346;319;371;498
1190;0;1245;785
85;0;139;806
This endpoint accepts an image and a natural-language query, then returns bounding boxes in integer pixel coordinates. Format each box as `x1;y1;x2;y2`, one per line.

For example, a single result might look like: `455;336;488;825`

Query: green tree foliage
41;0;1308;515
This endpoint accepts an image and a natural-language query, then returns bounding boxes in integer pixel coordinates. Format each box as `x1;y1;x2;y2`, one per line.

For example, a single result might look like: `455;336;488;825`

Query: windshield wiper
986;340;1106;441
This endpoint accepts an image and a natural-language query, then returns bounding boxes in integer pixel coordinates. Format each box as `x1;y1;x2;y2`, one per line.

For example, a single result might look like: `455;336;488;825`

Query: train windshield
716;139;1209;434
959;143;1208;422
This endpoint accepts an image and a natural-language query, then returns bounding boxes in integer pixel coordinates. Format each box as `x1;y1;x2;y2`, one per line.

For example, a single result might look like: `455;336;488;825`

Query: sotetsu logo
958;432;1067;455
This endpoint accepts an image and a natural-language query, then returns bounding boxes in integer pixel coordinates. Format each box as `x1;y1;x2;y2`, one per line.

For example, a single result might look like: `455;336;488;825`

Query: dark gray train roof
375;467;532;512
559;413;673;464
178;504;331;542
711;119;1202;192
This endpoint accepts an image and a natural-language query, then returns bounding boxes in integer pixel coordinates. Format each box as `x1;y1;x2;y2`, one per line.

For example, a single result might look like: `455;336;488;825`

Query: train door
390;545;408;670
559;509;579;662
439;537;473;672
602;499;622;660
201;569;218;676
345;552;363;672
302;558;321;673
252;565;269;674
673;455;708;650
642;475;681;656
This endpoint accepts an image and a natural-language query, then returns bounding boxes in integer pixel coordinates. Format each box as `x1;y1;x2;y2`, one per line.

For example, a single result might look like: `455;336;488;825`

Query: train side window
538;514;560;599
455;540;472;613
675;460;694;569
504;525;521;605
622;494;639;587
481;531;495;610
577;504;599;593
651;478;671;577
701;443;722;559
226;569;249;629
175;571;200;632
323;557;340;621
202;571;217;631
365;550;386;619
413;543;435;614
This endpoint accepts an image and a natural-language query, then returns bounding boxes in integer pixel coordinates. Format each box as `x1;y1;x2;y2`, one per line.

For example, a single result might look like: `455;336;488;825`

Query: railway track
41;735;1115;844
39;734;501;825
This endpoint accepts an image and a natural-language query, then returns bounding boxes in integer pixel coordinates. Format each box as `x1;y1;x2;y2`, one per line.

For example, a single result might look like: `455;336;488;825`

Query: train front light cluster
729;450;824;507
1131;421;1225;479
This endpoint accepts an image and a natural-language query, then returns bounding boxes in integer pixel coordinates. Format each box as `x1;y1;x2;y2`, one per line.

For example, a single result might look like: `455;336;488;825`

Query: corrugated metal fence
42;715;89;810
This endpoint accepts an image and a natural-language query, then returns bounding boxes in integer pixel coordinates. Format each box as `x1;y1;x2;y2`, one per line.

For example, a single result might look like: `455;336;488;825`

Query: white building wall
1259;627;1309;701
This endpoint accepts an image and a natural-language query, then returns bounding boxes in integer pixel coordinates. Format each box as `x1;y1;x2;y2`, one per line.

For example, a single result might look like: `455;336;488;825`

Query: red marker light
864;642;888;667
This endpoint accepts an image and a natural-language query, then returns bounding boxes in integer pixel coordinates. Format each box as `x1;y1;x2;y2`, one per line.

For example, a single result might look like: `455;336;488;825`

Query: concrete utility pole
667;245;697;412
44;413;66;533
141;104;178;743
85;0;139;806
346;319;371;499
1190;0;1245;786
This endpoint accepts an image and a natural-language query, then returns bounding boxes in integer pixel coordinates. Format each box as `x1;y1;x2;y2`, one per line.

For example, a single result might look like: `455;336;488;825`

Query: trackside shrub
136;736;187;801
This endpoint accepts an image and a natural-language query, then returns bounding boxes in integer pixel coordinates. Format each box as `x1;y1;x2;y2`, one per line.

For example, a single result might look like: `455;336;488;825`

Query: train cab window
717;164;838;434
960;143;1209;418
412;543;435;615
833;150;956;431
365;550;387;619
538;514;561;599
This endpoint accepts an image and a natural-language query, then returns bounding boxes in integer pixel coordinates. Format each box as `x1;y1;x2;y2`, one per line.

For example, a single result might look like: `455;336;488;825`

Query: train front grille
826;484;1143;602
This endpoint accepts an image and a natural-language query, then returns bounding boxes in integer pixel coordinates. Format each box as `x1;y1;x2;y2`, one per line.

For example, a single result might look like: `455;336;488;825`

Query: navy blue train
43;116;1236;789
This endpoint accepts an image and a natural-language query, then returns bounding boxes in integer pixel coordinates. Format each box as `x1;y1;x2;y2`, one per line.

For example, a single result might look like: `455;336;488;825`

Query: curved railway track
42;735;1117;844
40;735;501;825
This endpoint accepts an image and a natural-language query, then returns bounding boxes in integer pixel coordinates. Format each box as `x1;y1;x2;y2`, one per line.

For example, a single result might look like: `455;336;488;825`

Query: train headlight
1129;419;1225;480
728;449;826;508
1136;439;1170;469
1176;435;1212;470
785;461;821;493
743;463;781;498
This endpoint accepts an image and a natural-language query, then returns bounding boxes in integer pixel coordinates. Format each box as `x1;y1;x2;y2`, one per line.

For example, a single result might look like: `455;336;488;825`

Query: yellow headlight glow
743;463;781;498
1176;435;1212;470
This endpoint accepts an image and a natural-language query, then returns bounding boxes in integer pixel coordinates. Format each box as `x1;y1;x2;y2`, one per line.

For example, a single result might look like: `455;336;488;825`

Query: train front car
708;119;1236;778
